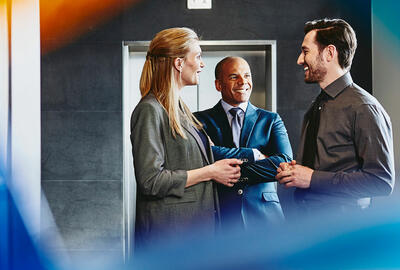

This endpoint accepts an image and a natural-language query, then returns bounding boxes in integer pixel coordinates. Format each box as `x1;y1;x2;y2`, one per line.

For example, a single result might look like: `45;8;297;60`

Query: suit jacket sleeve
130;102;187;199
241;154;292;183
211;145;255;162
241;113;293;184
212;145;291;183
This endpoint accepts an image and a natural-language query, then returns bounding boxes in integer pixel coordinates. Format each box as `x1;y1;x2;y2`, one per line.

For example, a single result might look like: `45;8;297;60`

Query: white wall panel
10;0;41;238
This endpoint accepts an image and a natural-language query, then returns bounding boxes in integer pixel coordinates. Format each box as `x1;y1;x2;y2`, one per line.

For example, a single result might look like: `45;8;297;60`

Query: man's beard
304;55;327;84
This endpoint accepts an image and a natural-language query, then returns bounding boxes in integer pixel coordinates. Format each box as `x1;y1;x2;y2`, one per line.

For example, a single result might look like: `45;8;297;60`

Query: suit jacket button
237;189;243;195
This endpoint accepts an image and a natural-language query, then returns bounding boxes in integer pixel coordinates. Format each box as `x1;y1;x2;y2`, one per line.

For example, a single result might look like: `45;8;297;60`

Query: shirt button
237;189;243;195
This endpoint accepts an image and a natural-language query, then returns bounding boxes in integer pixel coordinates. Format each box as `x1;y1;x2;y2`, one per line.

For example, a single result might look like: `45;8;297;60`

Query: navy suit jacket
195;101;293;228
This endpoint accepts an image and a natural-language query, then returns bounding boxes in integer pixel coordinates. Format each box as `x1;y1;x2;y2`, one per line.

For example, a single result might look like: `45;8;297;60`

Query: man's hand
275;160;314;188
277;160;297;172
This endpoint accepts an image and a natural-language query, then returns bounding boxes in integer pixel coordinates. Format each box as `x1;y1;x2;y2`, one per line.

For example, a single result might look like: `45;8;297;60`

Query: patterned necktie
302;91;330;169
229;107;243;147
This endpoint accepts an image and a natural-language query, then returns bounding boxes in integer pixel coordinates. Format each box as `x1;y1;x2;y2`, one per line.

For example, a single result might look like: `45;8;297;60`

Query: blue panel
0;174;54;270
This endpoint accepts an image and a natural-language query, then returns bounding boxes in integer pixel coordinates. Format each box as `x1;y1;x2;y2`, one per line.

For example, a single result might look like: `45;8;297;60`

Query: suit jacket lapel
240;102;259;147
211;101;236;147
180;114;211;164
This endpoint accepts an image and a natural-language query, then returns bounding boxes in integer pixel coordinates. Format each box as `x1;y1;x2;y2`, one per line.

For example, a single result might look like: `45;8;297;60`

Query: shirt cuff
309;170;335;192
252;149;264;161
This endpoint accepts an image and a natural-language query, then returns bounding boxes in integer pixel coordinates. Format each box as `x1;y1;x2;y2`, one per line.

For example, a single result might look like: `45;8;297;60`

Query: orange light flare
40;0;142;54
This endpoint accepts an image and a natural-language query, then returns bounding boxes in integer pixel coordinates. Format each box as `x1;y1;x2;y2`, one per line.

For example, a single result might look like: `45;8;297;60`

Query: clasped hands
275;160;314;188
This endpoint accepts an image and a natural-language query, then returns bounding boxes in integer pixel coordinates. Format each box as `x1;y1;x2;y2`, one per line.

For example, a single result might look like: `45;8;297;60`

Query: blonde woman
130;27;243;249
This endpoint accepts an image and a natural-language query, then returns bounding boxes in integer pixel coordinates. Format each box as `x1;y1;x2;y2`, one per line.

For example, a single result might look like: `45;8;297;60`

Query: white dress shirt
220;99;263;161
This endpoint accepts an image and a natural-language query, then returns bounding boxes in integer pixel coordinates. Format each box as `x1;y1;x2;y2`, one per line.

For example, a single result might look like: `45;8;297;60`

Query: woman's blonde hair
140;27;203;138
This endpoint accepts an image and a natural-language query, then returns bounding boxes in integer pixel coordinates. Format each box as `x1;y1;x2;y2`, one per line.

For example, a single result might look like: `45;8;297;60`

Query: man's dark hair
304;18;357;70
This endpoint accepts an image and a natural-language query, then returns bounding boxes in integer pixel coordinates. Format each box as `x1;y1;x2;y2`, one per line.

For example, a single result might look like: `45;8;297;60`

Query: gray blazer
130;94;218;249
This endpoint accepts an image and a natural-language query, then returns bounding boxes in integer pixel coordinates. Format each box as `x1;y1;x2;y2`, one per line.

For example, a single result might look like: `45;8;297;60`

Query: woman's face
180;42;205;86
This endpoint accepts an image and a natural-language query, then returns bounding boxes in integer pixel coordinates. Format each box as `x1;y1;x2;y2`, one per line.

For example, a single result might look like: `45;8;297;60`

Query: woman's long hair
140;27;203;138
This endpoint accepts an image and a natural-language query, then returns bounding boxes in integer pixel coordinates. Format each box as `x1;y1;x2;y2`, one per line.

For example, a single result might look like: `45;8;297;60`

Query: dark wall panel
42;181;122;250
42;111;122;180
42;43;122;111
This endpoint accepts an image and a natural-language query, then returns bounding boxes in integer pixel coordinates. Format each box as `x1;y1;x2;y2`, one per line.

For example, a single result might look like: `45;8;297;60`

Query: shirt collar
323;72;353;98
220;99;248;115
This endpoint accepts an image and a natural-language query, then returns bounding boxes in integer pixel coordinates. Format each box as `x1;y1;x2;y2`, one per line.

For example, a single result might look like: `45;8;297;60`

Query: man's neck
319;66;347;89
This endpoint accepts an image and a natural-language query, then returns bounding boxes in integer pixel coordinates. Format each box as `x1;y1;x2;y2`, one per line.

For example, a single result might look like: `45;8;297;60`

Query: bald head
215;57;250;80
214;56;253;107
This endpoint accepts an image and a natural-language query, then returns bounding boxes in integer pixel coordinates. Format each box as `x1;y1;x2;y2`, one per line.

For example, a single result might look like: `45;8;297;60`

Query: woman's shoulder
139;94;160;106
131;94;166;123
135;94;163;112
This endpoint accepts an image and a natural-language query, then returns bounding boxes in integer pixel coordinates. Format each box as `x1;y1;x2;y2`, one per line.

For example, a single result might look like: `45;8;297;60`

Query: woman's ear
173;57;184;72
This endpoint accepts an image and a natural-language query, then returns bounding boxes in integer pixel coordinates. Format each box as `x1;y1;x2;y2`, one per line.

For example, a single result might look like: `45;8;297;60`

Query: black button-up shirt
295;72;395;211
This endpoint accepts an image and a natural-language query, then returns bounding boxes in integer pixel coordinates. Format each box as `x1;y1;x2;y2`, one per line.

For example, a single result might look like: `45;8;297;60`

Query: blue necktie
229;107;242;147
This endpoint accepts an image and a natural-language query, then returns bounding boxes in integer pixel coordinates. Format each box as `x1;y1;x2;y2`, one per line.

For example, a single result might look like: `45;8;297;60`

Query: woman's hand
186;159;242;188
209;159;242;187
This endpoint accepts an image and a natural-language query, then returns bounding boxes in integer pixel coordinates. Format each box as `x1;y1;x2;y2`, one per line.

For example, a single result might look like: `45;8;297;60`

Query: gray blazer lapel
181;115;211;164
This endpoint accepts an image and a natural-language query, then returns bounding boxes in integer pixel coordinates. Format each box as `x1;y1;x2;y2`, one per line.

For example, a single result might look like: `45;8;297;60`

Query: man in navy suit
195;57;293;230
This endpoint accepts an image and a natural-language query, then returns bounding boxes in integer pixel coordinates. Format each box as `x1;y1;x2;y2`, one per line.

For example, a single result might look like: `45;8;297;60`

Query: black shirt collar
323;72;353;99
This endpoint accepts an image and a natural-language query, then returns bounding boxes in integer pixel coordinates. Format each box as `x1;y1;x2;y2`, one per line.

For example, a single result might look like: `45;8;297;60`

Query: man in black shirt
276;18;395;214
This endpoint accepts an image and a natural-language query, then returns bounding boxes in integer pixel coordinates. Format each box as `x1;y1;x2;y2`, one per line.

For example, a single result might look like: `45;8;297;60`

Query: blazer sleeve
212;145;292;183
265;113;293;158
130;102;187;199
241;113;293;184
211;145;255;162
241;154;292;183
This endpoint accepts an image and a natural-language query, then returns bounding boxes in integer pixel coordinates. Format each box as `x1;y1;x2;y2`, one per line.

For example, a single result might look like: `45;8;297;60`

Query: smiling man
276;18;395;215
195;57;292;230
